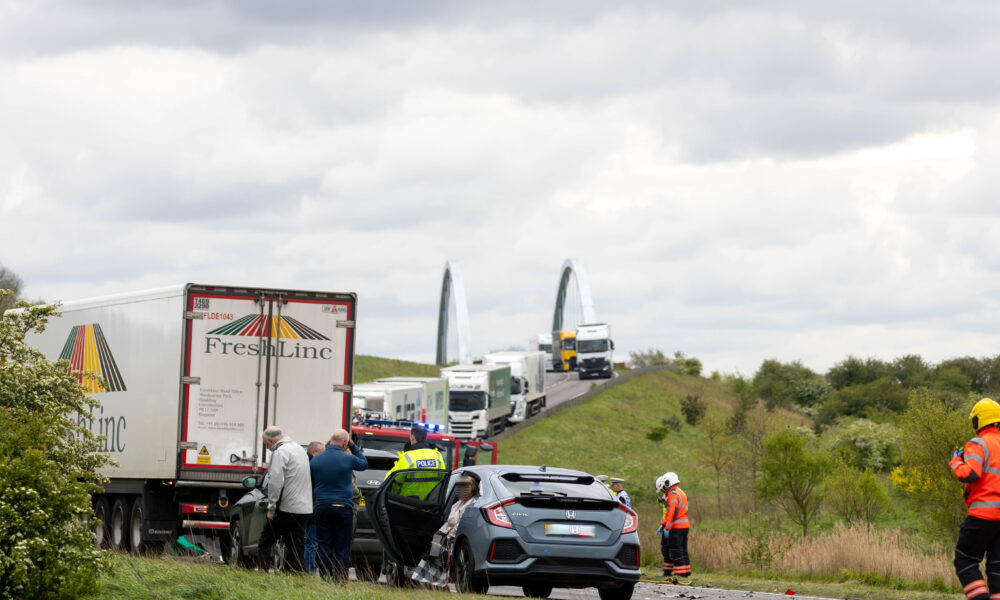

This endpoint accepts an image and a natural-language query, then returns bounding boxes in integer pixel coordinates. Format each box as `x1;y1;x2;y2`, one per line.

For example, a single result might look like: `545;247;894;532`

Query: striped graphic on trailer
59;324;127;393
207;314;330;340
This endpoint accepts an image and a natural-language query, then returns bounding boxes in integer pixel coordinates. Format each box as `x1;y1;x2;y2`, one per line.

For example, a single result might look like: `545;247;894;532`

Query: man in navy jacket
310;429;368;580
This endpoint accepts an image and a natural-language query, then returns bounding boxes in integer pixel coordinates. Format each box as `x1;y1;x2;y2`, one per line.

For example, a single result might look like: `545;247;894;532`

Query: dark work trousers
257;510;309;572
314;503;354;581
667;529;691;577
661;533;672;574
955;515;1000;600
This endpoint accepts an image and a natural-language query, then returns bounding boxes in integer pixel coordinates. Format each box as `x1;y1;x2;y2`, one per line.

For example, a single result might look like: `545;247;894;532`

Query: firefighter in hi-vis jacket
950;398;1000;600
655;471;691;585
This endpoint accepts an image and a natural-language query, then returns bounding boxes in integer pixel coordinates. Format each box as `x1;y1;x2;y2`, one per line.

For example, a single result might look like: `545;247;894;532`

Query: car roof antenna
540;464;547;472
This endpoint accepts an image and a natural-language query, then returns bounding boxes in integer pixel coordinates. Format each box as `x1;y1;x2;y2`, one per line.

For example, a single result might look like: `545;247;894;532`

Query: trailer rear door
180;285;356;479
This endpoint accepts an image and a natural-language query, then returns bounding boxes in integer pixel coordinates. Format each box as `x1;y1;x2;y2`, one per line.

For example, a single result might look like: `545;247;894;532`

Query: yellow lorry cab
551;330;577;372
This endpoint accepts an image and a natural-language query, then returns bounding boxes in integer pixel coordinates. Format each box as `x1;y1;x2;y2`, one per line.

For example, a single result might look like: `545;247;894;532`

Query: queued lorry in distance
373;376;449;428
483;350;547;424
19;284;357;554
352;382;424;423
551;330;577;372
441;364;511;439
575;323;614;379
529;333;554;371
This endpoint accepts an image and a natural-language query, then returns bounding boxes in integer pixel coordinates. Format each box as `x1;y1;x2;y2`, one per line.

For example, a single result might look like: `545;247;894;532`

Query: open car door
367;468;451;568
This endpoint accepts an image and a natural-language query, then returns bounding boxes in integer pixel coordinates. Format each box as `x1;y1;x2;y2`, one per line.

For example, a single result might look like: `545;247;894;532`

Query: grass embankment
354;354;442;384
88;554;488;600
500;370;958;597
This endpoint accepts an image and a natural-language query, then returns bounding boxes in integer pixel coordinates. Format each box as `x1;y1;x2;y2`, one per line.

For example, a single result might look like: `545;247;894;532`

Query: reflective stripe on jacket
951;427;1000;520
660;486;690;530
385;447;446;479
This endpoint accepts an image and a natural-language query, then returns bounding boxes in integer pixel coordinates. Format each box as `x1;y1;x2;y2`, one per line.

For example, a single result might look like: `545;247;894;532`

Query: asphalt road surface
542;369;617;411
486;580;836;600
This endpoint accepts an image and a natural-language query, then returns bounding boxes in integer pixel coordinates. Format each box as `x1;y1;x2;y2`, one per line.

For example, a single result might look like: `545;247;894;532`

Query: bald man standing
310;428;367;581
258;426;312;572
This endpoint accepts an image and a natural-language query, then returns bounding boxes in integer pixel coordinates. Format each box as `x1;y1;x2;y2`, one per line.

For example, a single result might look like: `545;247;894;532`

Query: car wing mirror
463;445;479;467
242;475;259;489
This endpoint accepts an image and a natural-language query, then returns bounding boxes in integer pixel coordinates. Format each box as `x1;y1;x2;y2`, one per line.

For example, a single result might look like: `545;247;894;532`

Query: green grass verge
88;554;490;600
354;355;442;384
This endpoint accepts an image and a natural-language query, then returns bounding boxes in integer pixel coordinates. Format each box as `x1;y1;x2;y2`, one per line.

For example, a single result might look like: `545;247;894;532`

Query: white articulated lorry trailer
483;351;547;423
352;382;423;422
575;322;614;379
374;376;449;429
440;364;510;439
23;284;357;553
529;333;554;371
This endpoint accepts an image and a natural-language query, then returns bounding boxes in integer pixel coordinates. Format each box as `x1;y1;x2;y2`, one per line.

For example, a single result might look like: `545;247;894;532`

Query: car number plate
544;523;595;537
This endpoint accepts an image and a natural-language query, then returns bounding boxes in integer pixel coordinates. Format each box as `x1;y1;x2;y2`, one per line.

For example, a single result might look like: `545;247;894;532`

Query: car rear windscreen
499;473;615;500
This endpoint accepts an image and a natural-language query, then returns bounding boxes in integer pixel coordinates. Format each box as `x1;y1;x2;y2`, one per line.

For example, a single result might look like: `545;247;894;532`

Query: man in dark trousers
258;426;312;572
310;428;368;581
950;398;1000;600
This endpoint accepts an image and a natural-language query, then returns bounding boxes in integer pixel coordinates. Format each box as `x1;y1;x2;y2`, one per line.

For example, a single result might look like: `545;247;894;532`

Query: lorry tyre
93;496;111;549
109;496;131;552
128;498;148;554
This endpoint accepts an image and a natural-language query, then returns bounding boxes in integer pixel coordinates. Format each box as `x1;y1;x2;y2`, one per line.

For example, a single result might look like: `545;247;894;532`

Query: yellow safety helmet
970;398;1000;431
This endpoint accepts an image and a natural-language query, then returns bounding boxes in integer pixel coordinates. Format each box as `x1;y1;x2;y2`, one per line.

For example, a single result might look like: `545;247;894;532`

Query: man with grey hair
258;426;312;572
310;427;367;580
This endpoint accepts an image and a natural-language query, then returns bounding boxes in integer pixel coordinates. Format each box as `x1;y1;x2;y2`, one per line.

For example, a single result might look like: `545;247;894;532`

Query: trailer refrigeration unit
440;364;510;439
22;284;357;553
373;376;449;429
483;351;547;424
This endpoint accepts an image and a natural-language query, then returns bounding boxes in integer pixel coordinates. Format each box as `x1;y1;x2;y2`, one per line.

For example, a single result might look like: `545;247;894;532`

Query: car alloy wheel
455;540;488;595
227;519;245;567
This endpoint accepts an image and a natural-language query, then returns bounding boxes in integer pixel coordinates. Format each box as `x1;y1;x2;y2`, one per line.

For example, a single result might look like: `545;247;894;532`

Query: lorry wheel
109;497;131;552
92;496;111;549
128;498;149;554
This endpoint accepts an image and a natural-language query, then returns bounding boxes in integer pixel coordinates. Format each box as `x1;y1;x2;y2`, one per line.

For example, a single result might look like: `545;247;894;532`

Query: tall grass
690;522;955;588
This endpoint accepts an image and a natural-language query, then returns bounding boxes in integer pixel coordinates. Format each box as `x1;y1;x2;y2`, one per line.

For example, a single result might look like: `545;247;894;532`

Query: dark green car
224;448;397;571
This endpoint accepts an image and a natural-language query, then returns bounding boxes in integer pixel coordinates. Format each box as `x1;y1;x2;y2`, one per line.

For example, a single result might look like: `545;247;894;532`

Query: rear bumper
350;533;383;562
478;536;641;589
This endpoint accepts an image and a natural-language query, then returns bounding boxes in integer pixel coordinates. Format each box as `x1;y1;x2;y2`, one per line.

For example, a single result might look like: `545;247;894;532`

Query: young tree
759;428;829;537
701;416;730;516
823;463;889;525
0;295;112;599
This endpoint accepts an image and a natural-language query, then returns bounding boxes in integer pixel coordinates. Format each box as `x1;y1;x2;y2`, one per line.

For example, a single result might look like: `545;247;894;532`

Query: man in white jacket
258;426;312;572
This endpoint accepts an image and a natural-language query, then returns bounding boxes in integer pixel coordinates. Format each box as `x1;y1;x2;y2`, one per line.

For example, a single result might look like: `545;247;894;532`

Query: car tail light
618;504;638;534
483;499;515;529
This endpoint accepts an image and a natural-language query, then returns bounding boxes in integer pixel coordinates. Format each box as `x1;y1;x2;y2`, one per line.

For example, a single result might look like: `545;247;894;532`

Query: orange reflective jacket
659;486;690;530
950;426;1000;520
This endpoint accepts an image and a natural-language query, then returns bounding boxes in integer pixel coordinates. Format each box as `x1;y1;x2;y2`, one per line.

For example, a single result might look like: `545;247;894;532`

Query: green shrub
823;463;890;524
831;419;901;472
0;297;112;599
680;394;706;426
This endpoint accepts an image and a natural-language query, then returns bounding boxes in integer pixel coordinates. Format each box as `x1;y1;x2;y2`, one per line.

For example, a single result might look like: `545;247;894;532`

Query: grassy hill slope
354;354;442;383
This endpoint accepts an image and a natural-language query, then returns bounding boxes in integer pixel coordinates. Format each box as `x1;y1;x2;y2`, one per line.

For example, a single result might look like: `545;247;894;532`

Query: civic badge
565;510;577;520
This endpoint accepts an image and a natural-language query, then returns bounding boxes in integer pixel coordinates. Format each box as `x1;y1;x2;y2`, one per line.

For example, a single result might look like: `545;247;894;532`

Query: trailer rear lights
618;505;638;534
181;504;209;514
483;499;515;529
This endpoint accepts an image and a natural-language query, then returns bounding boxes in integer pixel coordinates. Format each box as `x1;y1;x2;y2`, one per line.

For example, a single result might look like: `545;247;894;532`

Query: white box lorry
483;351;547;423
374;376;449;429
22;284;357;552
575;323;614;379
352;382;423;422
530;333;554;371
440;364;510;439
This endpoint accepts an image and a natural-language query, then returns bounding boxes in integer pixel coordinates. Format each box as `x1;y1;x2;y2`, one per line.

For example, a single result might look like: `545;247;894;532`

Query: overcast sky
4;1;1000;376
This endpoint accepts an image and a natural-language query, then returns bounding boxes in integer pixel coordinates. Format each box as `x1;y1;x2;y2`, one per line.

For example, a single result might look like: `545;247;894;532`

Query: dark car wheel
598;584;635;600
523;584;553;598
355;559;381;583
454;540;488;594
226;518;248;567
271;538;287;572
385;559;409;587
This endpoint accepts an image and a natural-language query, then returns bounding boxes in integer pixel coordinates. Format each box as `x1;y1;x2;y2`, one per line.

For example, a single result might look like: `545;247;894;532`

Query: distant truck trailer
483;350;547;423
352;382;424;423
373;376;449;429
530;333;554;371
18;284;357;554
